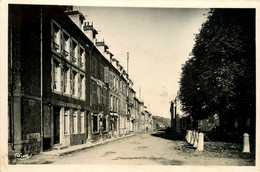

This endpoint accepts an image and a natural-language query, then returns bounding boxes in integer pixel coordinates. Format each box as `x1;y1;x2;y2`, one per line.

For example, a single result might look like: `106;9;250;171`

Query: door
54;107;61;144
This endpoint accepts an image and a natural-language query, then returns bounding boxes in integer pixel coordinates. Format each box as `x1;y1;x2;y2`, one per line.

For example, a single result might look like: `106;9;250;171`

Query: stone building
8;4;153;156
8;5;93;153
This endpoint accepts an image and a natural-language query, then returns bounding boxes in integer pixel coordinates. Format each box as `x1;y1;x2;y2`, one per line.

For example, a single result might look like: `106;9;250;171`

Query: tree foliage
179;9;255;131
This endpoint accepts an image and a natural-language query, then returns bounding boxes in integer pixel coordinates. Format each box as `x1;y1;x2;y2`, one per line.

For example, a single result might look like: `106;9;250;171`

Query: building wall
8;5;42;154
8;5;152;155
8;5;93;153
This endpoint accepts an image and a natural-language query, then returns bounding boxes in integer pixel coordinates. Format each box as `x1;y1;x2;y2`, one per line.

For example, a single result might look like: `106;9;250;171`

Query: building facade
8;5;153;156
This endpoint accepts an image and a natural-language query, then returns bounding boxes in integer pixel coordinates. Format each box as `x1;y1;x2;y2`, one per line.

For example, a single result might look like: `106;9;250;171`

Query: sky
76;6;208;118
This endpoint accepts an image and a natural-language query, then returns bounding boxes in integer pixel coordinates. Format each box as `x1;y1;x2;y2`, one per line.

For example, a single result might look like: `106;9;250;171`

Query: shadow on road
150;130;186;141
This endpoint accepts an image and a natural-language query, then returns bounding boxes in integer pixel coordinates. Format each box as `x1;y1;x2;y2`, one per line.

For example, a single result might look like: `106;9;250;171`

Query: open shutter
78;72;81;98
77;44;80;66
61;67;64;93
60;31;63;55
70;68;73;95
70;40;72;62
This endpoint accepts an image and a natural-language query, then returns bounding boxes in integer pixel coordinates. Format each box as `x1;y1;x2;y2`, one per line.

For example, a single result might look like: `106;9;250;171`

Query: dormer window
52;22;61;53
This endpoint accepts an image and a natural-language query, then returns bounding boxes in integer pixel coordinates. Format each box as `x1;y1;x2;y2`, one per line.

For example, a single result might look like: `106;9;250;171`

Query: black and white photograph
0;0;259;171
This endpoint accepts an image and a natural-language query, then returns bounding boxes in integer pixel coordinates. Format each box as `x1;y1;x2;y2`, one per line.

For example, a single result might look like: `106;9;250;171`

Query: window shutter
78;72;80;98
70;40;72;62
60;32;63;54
70;69;73;95
61;67;64;92
104;67;108;83
78;45;80;66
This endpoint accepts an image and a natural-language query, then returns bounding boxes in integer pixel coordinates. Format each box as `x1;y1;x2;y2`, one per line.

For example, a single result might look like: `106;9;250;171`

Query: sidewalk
12;133;136;164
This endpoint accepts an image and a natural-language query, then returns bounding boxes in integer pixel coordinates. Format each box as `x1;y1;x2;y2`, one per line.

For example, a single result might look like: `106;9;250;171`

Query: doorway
54;106;61;144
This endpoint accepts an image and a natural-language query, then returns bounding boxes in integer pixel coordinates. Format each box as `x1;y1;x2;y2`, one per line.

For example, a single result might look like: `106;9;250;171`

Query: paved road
37;132;252;165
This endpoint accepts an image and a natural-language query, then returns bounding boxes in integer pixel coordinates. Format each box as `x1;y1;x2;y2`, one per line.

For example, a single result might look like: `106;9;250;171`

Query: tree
179;9;255;135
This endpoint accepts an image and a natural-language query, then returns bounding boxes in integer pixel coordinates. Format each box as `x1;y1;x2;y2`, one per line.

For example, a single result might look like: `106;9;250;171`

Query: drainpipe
10;12;15;150
40;5;44;152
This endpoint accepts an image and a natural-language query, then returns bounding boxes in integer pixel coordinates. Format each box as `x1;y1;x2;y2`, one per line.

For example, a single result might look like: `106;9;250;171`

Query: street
17;131;254;166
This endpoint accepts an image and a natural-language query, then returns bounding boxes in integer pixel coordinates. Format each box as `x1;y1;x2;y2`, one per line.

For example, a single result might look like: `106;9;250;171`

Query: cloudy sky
76;6;208;118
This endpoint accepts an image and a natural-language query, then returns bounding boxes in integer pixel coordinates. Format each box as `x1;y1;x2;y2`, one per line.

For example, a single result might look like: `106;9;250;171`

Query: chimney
66;10;86;30
96;39;106;54
83;22;98;43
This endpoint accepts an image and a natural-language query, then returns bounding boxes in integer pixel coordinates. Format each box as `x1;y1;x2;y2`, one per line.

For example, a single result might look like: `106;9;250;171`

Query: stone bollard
188;130;191;143
185;130;189;141
193;132;198;148
186;130;190;143
190;130;195;145
197;132;204;151
189;130;193;144
243;133;250;153
192;130;196;145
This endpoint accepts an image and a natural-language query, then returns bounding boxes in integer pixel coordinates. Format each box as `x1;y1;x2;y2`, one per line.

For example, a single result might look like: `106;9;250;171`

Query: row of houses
8;5;153;155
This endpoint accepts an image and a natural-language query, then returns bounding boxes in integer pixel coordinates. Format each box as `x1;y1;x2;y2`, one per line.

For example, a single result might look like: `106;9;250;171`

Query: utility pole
127;52;129;74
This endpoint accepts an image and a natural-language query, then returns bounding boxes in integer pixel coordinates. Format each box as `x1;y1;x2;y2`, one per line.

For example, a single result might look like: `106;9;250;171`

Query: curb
42;133;136;157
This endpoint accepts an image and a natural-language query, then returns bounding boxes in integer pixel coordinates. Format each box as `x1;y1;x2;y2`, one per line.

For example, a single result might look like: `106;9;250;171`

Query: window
64;109;70;134
119;80;121;92
100;64;104;81
113;76;116;89
64;66;70;94
122;82;125;94
93;115;98;132
63;32;70;59
71;41;78;65
72;70;78;97
102;115;107;131
79;48;85;70
92;82;97;103
109;72;113;88
104;67;109;83
52;22;61;53
113;96;116;111
91;57;96;77
102;89;107;106
80;111;85;133
101;88;104;105
72;110;78;134
110;95;113;111
116;78;119;91
79;74;85;99
97;86;101;104
53;60;61;92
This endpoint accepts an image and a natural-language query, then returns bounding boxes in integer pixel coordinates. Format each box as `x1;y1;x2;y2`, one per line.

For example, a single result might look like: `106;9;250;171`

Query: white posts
190;130;195;145
197;133;204;151
193;132;198;148
189;130;192;143
186;130;191;143
185;130;189;141
243;133;250;153
186;130;202;150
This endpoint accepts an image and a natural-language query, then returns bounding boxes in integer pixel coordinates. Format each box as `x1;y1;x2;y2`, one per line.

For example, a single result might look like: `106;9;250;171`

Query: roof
65;10;86;21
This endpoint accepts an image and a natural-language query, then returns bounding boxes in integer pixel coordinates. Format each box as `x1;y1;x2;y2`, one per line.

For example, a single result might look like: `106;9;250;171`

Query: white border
0;1;259;172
